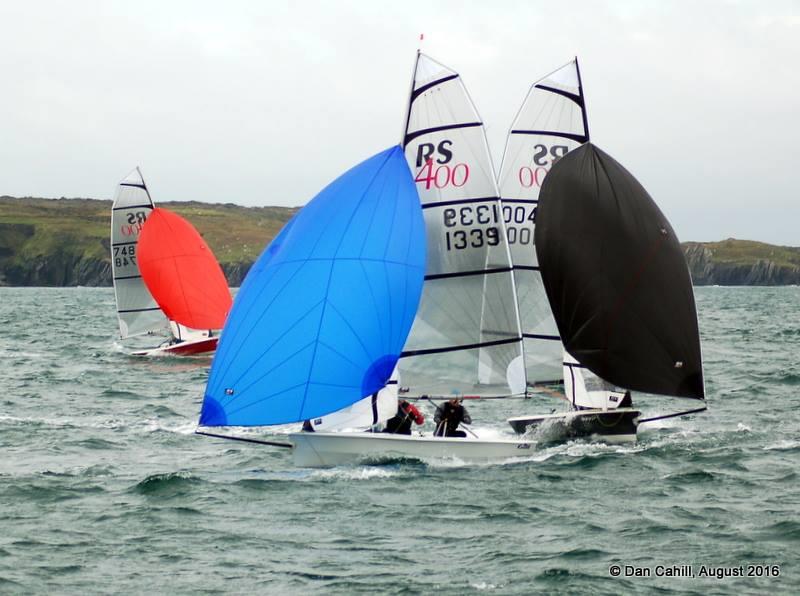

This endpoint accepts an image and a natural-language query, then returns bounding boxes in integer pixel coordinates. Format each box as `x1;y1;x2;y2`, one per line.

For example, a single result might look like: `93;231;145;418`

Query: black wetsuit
383;402;418;435
434;402;471;438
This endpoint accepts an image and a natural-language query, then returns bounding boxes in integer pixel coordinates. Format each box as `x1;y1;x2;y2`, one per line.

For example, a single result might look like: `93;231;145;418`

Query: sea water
0;287;798;594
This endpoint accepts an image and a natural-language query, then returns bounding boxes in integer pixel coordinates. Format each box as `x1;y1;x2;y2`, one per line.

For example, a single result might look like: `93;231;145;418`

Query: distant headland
1;196;798;287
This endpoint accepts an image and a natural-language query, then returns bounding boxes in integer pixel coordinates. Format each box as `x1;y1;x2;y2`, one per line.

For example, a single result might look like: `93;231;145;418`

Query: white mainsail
110;168;169;339
309;372;400;432
400;52;523;397
497;58;590;385
563;351;627;411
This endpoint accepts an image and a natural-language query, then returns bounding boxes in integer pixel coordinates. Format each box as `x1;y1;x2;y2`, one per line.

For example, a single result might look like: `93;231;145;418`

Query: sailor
383;400;425;435
434;398;472;438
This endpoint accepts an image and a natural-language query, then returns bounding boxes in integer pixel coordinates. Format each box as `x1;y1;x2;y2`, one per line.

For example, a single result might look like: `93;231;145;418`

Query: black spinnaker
534;143;704;400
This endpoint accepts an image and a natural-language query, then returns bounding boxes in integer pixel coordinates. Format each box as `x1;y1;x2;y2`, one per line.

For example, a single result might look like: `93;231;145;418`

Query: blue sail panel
200;145;426;426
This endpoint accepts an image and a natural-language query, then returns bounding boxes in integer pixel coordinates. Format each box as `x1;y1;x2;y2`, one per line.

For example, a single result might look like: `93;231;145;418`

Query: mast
574;57;590;142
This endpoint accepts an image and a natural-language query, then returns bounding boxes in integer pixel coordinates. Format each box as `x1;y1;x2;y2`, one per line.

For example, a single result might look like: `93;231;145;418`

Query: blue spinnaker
200;145;426;426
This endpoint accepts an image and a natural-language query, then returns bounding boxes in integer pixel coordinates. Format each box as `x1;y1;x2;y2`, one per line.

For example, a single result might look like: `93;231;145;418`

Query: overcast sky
1;1;797;244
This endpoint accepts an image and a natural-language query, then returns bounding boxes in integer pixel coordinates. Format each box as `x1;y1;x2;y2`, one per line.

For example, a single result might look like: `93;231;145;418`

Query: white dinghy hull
289;431;535;468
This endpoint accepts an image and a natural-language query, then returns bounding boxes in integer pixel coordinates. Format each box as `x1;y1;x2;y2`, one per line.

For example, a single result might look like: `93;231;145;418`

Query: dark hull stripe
425;267;512;281
534;83;584;107
119;182;147;189
401;337;520;358
113;204;152;211
114;275;142;281
411;74;459;103
422;196;499;210
510;129;589;144
118;306;161;314
524;333;560;341
404;122;481;146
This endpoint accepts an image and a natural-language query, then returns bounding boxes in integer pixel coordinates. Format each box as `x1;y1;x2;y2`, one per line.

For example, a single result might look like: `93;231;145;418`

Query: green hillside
1;195;798;286
693;238;800;268
0;196;296;286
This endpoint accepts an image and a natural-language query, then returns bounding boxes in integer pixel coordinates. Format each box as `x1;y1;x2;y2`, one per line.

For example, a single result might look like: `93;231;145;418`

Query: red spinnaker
138;208;232;330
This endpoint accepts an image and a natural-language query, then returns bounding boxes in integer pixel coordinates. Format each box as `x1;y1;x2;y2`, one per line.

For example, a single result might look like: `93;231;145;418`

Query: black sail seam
524;333;560;341
502;199;539;205
534;84;584;106
425;267;512;281
401;337;520;358
113;204;152;211
118;307;161;313
114;275;142;281
422;197;499;209
563;360;587;368
119;183;147;189
410;74;459;103
404;122;482;146
510;129;589;143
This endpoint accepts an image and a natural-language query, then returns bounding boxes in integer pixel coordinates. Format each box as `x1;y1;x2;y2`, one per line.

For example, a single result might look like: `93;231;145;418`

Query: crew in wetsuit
383;400;425;435
433;398;472;438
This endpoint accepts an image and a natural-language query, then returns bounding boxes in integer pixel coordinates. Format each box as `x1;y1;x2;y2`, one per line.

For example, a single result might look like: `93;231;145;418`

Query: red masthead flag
138;208;232;330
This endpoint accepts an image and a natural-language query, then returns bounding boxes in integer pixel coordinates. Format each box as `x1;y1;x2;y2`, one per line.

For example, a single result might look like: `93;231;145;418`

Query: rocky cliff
683;240;800;285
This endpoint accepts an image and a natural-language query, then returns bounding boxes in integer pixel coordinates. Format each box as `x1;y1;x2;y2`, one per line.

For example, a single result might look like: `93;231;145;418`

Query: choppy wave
1;286;799;594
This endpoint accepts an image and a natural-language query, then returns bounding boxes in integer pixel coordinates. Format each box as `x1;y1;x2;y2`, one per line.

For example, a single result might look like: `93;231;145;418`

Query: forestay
200;146;426;427
138;208;232;331
400;52;523;397
497;59;590;385
110;168;169;338
535;143;705;400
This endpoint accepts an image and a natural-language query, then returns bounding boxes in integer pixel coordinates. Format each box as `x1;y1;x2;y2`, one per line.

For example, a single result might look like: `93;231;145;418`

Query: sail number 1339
442;204;536;251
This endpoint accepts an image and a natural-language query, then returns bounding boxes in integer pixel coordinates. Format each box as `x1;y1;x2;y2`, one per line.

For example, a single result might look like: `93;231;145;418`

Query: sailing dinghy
286;52;541;465
110;168;230;356
496;59;643;439
508;142;706;439
197;55;542;466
